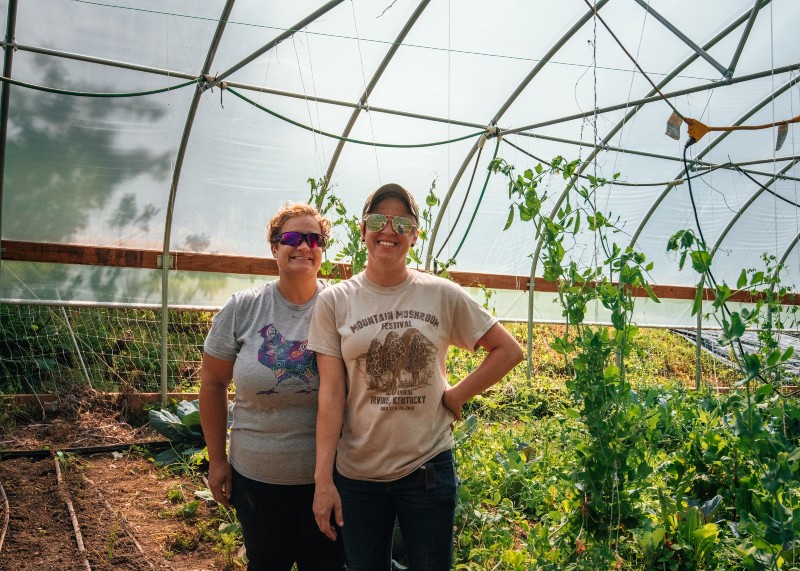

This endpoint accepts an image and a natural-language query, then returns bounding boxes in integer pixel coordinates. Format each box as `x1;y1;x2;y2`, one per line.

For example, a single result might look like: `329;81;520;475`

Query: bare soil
0;389;235;570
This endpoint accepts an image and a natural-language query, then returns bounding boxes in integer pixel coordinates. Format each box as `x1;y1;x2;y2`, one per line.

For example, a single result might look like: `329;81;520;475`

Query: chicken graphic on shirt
256;323;318;394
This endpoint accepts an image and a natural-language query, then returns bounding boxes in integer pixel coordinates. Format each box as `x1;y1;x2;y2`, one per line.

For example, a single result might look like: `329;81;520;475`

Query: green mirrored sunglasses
363;213;417;235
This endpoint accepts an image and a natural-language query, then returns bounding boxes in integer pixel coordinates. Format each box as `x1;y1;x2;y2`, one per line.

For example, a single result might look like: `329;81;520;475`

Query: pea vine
491;156;658;533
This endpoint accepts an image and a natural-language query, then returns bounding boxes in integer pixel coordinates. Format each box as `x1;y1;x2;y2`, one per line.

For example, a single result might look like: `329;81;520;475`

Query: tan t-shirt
308;271;496;482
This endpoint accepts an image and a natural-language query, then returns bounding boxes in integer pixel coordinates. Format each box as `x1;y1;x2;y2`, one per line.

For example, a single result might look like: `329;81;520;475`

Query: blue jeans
230;467;346;571
334;449;457;570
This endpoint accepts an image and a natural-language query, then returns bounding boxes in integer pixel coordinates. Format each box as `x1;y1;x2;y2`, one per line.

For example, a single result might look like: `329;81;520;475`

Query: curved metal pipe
205;0;346;91
321;0;431;198
709;158;800;258
525;1;773;376
425;0;611;271
159;0;237;405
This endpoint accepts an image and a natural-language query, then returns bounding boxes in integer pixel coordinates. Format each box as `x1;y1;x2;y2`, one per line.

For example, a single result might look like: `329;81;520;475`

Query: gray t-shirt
204;280;325;485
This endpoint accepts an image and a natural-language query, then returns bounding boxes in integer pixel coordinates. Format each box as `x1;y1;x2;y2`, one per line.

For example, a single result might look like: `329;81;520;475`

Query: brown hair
267;203;331;244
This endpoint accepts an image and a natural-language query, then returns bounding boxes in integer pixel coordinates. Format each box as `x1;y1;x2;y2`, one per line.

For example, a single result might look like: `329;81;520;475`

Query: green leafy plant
491;155;656;530
409;178;440;268
148;399;232;467
106;521;120;562
307;177;367;278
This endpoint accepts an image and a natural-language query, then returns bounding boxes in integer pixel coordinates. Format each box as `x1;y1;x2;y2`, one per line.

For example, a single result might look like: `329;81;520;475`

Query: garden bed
0;389;236;570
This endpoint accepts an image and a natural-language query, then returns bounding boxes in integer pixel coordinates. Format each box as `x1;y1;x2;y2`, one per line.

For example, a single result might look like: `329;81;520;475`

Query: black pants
231;467;346;571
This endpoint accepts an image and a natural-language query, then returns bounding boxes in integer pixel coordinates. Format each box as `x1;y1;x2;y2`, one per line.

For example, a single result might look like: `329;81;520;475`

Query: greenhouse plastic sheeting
0;1;798;326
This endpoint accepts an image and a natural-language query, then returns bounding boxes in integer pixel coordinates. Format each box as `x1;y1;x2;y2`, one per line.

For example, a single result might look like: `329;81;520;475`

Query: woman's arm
313;353;347;541
199;352;234;507
442;322;524;420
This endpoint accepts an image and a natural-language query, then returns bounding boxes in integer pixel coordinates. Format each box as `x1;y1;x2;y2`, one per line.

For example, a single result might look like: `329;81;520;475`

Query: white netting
0;304;213;394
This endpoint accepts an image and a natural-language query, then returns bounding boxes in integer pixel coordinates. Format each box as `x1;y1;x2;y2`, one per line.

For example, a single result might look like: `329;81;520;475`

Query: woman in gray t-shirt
200;203;345;570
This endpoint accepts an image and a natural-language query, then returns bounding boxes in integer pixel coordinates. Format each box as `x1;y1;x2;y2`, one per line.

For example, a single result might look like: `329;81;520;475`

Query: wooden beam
3;240;798;304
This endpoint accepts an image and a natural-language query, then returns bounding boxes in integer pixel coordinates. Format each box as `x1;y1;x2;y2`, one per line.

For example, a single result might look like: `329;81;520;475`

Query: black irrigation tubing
449;137;502;263
434;143;485;262
682;146;762;383
226;86;488;148
0;440;172;460
502;137;730;187
0;74;201;97
733;164;800;210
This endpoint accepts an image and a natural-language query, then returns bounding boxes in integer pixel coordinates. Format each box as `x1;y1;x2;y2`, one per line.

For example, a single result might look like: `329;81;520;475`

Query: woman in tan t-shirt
309;183;523;570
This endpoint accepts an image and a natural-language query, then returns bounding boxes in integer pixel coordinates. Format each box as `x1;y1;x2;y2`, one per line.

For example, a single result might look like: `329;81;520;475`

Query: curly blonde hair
267;203;331;244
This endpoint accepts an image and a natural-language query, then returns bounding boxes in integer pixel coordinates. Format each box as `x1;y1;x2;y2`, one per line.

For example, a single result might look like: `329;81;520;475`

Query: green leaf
611;308;625;330
690;250;712;274
148;409;196;442
153;448;183;466
692;283;703;316
741;353;761;382
737;269;747;289
176;399;200;423
718;313;746;346
219;522;241;535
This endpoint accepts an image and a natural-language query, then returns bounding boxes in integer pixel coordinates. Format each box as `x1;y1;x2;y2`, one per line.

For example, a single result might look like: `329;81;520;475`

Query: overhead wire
293;32;328;176
792;73;800;277
69;0;715;83
580;0;684;120
350;0;382;182
770;3;779;266
613;0;650;178
733;165;800;210
501;137;730;187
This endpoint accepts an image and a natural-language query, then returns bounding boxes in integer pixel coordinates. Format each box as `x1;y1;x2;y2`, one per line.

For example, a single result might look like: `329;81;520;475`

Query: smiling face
362;196;419;277
271;214;324;279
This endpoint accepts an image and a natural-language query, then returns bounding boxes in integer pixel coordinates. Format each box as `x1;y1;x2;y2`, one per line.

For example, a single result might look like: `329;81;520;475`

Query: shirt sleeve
203;295;240;361
449;283;497;351
307;289;343;358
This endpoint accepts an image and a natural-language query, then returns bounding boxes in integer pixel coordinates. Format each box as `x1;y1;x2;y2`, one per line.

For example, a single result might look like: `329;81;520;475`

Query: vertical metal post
696;279;703;391
0;0;19;261
526;276;535;379
160;0;236;405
